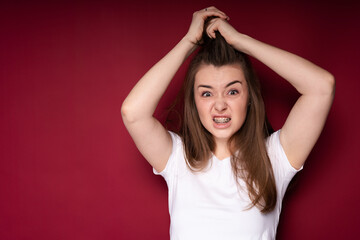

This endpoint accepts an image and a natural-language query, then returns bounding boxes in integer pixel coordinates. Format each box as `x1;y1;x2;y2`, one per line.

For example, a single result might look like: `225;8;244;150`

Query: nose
214;97;227;112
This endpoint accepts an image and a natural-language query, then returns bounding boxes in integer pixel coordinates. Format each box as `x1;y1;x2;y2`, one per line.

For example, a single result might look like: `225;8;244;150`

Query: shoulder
153;131;185;177
266;130;302;197
266;130;302;180
168;131;184;158
265;130;284;158
266;130;295;169
169;131;183;147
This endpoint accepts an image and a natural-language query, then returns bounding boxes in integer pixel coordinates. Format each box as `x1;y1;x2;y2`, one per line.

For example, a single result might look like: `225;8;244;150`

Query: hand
184;6;229;45
206;17;242;47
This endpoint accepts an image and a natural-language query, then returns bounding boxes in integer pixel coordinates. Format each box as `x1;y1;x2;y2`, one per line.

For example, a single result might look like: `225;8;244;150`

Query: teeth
213;117;231;123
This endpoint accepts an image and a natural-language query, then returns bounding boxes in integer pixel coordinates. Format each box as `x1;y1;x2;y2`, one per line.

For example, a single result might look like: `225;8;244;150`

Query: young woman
121;6;335;240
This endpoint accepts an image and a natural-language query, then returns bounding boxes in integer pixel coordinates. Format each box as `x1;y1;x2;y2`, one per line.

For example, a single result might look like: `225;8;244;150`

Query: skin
194;64;249;160
122;6;335;173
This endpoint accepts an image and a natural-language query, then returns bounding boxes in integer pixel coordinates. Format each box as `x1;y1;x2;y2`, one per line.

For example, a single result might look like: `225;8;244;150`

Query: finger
192;10;216;20
203;11;228;22
206;6;226;16
206;18;225;39
204;6;229;20
206;19;219;39
199;7;229;20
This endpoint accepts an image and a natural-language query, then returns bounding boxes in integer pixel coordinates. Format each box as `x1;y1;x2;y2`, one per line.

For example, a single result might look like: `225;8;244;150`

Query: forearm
122;37;196;123
232;33;335;96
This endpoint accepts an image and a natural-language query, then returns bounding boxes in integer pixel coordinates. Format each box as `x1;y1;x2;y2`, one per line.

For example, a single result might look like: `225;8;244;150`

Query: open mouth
213;117;231;124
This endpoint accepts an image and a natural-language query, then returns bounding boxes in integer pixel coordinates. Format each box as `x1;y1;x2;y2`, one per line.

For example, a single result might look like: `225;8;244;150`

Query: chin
210;129;237;141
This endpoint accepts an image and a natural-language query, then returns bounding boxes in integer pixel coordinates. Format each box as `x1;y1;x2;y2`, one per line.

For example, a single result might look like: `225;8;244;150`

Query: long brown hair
179;22;277;213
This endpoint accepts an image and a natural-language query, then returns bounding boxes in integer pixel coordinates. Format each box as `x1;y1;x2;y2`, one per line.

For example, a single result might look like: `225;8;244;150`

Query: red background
1;0;359;239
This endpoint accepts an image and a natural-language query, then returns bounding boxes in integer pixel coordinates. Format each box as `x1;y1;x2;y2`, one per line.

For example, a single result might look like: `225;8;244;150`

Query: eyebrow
197;80;242;89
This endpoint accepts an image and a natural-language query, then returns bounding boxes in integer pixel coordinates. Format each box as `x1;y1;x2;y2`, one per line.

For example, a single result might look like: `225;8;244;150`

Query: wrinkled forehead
194;64;247;88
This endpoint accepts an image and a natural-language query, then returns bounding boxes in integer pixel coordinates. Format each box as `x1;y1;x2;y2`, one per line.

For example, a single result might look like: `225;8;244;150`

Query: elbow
120;102;128;121
318;71;335;98
121;99;153;124
326;72;336;98
121;101;136;124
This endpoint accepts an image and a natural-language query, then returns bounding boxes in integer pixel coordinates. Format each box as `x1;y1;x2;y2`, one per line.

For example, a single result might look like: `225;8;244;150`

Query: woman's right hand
184;6;229;45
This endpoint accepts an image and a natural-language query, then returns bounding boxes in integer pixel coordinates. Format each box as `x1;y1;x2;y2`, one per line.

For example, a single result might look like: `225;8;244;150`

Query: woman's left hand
206;17;243;48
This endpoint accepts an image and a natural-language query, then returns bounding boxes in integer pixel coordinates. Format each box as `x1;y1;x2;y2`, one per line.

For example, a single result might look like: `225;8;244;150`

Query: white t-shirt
154;130;302;240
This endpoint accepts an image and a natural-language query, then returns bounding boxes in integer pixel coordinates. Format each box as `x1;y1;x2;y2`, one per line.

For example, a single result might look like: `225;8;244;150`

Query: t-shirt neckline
212;153;231;162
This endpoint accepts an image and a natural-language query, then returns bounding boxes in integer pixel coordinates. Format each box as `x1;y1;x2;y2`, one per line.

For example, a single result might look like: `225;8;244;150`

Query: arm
207;18;335;169
121;7;229;172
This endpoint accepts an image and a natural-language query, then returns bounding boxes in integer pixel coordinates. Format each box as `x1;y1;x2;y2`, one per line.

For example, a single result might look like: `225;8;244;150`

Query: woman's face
194;64;249;144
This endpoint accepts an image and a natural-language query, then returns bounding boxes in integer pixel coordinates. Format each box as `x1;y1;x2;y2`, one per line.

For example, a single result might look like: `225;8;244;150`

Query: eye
228;89;239;95
201;91;212;97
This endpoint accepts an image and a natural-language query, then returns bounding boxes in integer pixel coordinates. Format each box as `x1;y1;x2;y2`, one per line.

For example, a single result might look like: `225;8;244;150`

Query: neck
214;138;231;160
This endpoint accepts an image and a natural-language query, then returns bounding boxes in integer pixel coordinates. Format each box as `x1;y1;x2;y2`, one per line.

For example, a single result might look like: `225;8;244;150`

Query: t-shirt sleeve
266;130;303;198
152;131;182;181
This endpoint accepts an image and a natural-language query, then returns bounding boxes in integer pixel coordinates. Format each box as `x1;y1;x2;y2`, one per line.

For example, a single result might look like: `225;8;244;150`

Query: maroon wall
1;0;359;239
